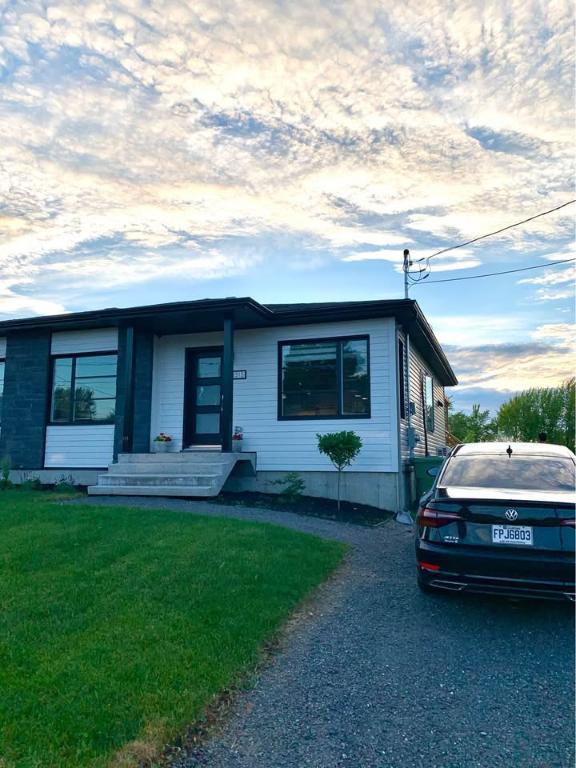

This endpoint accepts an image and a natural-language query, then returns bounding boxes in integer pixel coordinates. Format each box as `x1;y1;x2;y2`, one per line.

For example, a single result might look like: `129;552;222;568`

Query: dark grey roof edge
0;296;273;332
0;295;457;386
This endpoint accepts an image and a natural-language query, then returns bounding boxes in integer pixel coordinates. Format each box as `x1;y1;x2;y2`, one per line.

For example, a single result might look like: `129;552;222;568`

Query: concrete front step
107;462;230;474
98;473;221;487
117;452;237;464
87;485;216;497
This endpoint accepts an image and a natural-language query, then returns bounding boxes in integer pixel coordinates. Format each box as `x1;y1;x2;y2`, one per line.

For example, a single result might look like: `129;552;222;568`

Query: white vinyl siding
399;332;447;459
51;328;118;355
44;425;115;467
151;319;398;472
0;338;6;358
44;329;119;467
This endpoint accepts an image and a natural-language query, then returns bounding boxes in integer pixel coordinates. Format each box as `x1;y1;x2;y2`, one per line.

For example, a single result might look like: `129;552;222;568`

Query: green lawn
0;491;345;768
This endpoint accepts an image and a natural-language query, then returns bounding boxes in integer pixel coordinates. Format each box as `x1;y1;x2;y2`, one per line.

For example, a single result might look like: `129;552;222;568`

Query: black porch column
114;326;135;458
221;315;234;452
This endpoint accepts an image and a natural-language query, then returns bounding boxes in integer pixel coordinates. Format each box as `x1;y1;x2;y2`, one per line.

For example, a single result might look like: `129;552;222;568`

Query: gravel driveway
79;497;575;768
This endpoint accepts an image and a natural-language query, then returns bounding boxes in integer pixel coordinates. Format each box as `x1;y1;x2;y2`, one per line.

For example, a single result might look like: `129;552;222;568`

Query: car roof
452;442;575;459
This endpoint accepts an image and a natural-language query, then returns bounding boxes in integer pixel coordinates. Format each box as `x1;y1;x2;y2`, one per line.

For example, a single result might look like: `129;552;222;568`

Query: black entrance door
183;348;223;447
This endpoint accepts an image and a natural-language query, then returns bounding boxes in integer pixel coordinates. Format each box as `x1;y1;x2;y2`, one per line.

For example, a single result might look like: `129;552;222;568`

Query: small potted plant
153;433;173;453
232;426;243;452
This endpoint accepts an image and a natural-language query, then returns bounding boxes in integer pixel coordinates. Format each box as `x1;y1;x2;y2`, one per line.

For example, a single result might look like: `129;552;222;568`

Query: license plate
492;525;533;546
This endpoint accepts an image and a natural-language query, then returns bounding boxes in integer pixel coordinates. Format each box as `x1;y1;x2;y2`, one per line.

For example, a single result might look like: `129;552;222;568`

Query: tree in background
448;404;497;443
497;378;575;453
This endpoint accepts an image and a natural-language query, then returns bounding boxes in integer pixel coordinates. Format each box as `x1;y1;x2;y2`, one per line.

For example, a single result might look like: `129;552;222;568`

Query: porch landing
87;451;256;498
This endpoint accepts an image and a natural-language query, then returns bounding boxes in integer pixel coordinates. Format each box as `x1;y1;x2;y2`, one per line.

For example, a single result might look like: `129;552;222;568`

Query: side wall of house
398;329;447;460
44;329;118;469
151;318;399;473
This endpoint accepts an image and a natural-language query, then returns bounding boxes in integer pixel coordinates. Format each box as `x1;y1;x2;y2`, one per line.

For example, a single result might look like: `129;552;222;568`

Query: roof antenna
506;445;513;458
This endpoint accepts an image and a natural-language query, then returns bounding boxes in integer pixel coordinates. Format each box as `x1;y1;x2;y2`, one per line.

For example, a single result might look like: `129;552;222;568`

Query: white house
0;297;457;510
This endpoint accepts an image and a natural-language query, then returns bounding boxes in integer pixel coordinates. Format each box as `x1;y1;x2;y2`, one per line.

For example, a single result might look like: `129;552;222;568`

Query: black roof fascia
0;297;274;333
0;296;457;386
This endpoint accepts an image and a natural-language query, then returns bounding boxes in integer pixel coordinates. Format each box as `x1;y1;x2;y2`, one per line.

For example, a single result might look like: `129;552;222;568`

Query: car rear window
439;455;576;492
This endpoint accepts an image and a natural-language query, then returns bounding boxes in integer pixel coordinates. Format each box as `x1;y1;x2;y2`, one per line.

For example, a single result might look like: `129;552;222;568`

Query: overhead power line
415;199;576;263
411;256;575;285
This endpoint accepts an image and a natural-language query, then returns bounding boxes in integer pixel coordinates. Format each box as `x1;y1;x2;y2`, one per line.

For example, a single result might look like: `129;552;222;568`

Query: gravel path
79;497;575;768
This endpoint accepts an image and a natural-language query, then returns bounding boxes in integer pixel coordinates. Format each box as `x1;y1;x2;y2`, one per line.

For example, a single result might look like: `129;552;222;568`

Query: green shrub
271;472;306;503
317;431;363;512
20;477;43;491
0;457;12;490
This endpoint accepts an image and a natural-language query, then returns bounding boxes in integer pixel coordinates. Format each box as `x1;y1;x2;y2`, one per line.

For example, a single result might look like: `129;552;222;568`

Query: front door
183;348;223;447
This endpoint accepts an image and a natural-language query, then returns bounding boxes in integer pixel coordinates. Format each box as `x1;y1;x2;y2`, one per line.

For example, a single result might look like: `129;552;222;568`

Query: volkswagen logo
505;509;519;521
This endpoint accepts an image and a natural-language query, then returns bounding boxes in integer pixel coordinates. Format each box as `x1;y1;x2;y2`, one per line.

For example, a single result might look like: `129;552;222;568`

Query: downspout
395;329;413;525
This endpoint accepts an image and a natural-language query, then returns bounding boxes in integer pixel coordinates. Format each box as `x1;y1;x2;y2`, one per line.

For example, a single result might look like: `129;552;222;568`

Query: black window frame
48;350;118;426
277;334;371;421
398;338;406;420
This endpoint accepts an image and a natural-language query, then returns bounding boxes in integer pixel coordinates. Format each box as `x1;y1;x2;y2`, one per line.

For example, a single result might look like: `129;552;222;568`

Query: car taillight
417;507;463;528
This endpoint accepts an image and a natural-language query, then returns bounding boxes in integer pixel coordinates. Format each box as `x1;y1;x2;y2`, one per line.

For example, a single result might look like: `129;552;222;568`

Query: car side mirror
426;466;440;478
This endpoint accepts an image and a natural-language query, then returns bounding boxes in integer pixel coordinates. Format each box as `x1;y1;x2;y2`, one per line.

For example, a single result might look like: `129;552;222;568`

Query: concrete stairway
87;451;256;498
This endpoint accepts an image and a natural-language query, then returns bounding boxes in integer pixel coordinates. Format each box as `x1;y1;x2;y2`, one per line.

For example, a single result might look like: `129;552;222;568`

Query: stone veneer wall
0;330;51;469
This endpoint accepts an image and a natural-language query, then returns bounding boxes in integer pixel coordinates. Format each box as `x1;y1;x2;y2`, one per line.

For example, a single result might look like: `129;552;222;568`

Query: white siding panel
398;332;447;459
0;338;6;357
44;426;115;467
151;320;398;472
51;328;118;354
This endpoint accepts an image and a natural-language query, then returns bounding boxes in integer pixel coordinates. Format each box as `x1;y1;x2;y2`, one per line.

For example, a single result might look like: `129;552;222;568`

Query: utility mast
403;248;411;298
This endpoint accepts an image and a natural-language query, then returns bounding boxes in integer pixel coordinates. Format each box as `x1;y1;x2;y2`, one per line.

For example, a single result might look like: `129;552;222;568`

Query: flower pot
232;441;243;453
154;441;172;453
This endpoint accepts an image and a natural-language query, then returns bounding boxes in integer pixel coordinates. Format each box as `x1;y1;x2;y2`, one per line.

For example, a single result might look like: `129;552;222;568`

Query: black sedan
415;442;576;601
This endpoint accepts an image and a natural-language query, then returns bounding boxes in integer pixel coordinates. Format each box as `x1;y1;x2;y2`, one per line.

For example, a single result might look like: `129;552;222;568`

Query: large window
424;374;435;433
279;336;370;419
50;354;117;424
0;360;4;428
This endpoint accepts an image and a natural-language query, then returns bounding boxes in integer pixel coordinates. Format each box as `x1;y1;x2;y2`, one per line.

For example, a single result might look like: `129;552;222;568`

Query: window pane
441;456;575;492
75;355;117;378
51;358;73;422
74;396;116;422
342;339;369;415
196;384;220;406
425;375;434;433
282;342;338;417
196;413;220;433
75;377;117;400
197;357;221;378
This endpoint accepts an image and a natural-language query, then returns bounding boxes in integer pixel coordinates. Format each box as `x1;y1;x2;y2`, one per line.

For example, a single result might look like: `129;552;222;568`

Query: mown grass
0;491;345;768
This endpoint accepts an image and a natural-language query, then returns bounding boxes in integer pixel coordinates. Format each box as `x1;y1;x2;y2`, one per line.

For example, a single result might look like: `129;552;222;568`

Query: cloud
445;341;573;393
531;323;575;346
0;0;573;317
519;264;576;286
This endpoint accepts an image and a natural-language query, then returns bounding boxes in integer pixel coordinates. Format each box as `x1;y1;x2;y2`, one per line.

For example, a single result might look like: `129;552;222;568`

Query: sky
0;0;574;413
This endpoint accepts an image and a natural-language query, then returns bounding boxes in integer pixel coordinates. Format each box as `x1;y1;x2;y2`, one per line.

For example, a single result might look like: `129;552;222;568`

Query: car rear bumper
416;540;575;601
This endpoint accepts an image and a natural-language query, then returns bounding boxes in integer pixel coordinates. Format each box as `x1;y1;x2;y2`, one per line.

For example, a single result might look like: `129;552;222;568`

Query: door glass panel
196;413;220;434
196;384;220;406
197;357;221;378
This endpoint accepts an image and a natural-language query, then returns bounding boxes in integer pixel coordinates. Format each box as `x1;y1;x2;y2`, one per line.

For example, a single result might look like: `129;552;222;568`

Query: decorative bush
317;431;362;512
271;472;306;503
